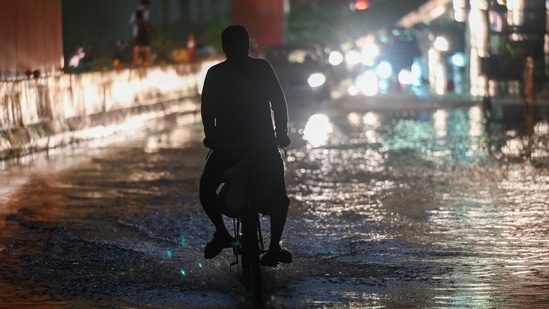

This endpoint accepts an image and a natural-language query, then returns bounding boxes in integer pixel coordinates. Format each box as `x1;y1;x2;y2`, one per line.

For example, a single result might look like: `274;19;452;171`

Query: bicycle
216;154;267;307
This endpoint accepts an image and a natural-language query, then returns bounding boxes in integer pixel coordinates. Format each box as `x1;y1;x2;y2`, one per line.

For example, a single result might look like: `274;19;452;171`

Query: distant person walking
130;0;150;39
132;9;153;65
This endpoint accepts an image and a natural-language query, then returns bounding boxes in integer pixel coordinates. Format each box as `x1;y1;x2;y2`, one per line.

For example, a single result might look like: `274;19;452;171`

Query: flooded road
1;98;549;308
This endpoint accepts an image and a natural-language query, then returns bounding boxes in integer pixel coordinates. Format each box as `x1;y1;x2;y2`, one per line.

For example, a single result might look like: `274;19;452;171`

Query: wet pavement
1;95;549;308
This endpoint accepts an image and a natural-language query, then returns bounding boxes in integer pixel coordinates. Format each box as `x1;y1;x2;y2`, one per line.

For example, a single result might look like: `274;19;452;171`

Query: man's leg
199;159;230;236
133;46;140;65
143;46;151;64
262;193;292;266
199;151;237;259
268;195;289;250
257;148;292;266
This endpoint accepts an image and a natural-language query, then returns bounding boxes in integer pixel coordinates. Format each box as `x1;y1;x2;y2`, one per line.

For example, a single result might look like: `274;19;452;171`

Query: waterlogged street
1;97;549;308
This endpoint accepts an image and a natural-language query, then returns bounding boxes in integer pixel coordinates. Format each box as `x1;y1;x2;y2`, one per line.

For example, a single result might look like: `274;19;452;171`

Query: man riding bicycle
199;25;292;267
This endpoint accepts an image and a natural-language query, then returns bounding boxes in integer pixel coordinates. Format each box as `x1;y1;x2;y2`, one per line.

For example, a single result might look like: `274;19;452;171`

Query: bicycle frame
231;199;265;306
218;155;266;306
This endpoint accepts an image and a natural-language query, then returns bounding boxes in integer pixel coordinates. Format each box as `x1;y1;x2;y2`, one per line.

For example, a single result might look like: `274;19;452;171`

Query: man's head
221;25;250;59
141;0;150;8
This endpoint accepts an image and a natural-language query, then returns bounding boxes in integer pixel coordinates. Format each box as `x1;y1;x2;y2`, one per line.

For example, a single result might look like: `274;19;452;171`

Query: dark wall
232;0;285;52
0;0;63;79
62;0;136;64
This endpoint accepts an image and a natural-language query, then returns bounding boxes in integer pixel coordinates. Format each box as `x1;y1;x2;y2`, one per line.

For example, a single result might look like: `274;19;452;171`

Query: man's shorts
202;146;289;216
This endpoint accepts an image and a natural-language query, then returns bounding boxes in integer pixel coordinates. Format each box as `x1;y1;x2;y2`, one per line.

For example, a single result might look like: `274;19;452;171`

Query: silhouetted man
199;25;292;267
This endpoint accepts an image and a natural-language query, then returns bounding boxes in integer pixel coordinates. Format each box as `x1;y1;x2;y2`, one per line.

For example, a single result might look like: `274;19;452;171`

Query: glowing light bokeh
307;72;327;88
376;61;393;80
397;69;413;85
328;51;344;66
361;42;379;66
354;70;379;96
434;36;449;52
303;113;333;148
362;112;379;127
345;50;362;66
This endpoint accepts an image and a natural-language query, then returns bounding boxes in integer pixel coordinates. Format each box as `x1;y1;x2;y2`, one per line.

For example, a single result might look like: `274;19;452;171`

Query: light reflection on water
426;163;549;307
3;100;548;307
284;103;549;307
502;121;549;158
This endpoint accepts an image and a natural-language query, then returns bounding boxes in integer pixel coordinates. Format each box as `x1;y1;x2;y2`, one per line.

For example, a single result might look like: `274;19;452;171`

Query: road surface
1;96;549;308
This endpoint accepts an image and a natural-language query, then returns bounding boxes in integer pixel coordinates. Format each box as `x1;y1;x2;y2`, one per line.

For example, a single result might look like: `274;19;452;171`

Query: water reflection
468;106;484;137
426;161;549;307
501;119;549;159
433;109;448;137
285;102;549;307
3;98;549;307
362;112;379;127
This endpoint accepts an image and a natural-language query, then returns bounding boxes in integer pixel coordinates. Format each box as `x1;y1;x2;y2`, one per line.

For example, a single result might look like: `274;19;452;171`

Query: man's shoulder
209;57;270;71
207;60;227;72
250;57;271;67
205;60;235;80
247;57;276;75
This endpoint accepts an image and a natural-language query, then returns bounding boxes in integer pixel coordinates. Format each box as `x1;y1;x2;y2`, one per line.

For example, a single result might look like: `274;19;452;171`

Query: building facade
0;0;63;79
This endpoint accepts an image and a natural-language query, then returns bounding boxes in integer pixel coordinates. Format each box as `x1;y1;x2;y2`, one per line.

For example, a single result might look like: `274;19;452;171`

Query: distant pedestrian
132;10;153;65
130;0;151;40
68;46;86;68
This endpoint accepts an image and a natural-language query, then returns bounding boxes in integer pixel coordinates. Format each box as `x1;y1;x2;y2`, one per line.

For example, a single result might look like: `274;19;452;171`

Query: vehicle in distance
265;42;340;102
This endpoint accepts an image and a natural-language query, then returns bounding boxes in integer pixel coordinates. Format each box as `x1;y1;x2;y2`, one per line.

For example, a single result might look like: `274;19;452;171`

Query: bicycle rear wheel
240;201;263;306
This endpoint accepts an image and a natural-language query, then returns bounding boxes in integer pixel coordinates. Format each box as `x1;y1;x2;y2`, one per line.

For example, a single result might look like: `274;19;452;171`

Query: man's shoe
260;248;292;267
204;232;236;259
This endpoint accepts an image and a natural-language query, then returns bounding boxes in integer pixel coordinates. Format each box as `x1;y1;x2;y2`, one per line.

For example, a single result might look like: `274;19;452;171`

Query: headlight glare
308;72;327;88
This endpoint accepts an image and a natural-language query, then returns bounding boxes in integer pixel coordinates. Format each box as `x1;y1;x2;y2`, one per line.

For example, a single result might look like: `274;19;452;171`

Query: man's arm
129;9;138;37
264;61;290;146
201;70;218;148
129;8;136;24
